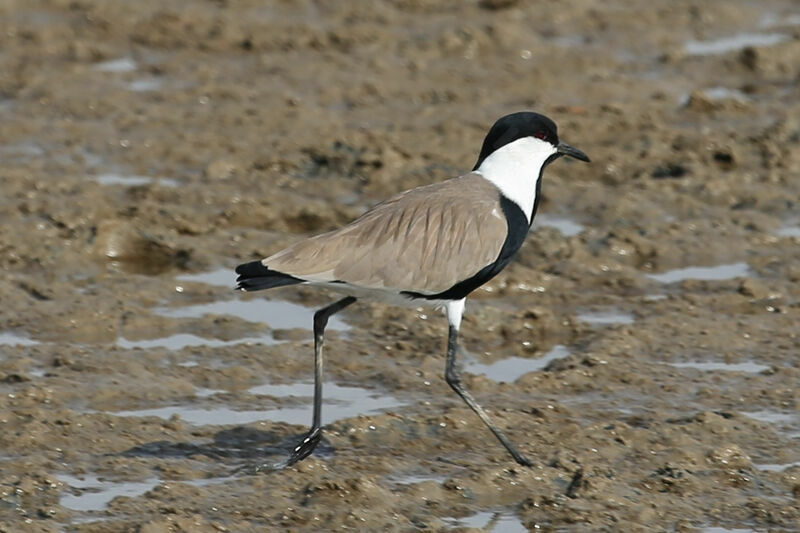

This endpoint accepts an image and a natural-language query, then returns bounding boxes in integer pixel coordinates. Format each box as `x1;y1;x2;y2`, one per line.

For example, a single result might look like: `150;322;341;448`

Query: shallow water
92;57;138;73
753;461;800;472
685;32;788;55
57;474;159;512
444;510;527;532
116;332;277;350
387;472;448;485
466;344;570;382
0;331;39;346
155;298;347;332
646;262;751;283
669;361;769;373
128;78;163;92
680;87;750;106
535;215;585;236
776;224;800;238
106;382;403;426
576;310;635;325
94;173;180;187
700;526;756;533
176;268;236;287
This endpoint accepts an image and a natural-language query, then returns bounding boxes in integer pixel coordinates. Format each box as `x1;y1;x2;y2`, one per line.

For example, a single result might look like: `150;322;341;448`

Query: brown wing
263;173;508;295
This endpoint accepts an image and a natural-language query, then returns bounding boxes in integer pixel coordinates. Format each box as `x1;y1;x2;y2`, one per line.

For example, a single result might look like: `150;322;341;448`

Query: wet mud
1;0;799;531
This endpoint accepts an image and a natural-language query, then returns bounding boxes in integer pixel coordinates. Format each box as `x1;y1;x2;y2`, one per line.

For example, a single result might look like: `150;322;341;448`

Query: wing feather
264;173;509;294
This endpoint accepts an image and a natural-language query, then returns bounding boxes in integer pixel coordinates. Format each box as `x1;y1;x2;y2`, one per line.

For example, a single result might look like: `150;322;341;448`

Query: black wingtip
235;260;304;292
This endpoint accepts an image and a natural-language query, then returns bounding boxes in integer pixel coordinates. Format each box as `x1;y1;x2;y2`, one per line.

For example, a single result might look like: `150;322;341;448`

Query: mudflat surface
1;0;799;531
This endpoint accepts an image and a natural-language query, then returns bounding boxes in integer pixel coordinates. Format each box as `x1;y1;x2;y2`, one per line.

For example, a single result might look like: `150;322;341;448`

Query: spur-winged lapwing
236;111;590;467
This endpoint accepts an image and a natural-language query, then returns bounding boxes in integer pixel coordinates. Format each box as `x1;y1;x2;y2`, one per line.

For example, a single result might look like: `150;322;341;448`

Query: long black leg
445;324;533;467
275;296;356;468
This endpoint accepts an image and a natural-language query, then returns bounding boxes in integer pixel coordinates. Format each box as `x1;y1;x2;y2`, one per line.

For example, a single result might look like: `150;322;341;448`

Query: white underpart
445;298;466;330
475;136;557;223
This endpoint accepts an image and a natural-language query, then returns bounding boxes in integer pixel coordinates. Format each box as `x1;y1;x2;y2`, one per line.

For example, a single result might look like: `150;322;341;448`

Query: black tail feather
235;260;304;292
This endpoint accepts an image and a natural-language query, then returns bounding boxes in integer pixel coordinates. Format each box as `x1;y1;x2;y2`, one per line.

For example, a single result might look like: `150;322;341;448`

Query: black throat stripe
402;154;558;302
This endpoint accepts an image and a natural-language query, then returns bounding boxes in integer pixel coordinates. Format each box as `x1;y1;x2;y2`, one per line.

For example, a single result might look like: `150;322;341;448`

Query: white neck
475;137;557;222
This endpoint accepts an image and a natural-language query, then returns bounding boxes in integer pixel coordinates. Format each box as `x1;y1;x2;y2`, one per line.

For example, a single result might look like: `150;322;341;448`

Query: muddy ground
1;0;799;531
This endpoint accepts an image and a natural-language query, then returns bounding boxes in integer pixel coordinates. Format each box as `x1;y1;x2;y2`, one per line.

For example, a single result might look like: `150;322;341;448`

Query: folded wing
263;173;508;296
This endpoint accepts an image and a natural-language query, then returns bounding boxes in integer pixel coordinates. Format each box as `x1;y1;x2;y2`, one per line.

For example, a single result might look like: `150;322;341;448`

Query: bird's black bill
557;141;590;162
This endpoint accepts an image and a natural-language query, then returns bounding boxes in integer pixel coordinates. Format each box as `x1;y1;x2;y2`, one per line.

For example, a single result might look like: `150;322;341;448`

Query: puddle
117;268;347;348
388;472;448;485
0;142;45;158
776;225;800;238
577;310;635;325
176;268;236;287
741;410;799;438
117;332;277;350
92;57;138;72
760;13;800;28
646;262;750;284
685;32;789;55
194;386;224;397
535;215;584;236
128;78;163;92
107;382;403;426
57;473;159;512
93;173;180;187
754;461;800;472
0;331;39;346
467;344;570;382
182;475;238;487
444;510;527;532
668;361;769;373
680;87;750;106
155;298;347;332
248;381;404;424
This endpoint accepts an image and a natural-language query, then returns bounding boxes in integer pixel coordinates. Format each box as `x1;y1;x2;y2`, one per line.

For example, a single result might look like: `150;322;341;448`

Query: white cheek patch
475;137;557;222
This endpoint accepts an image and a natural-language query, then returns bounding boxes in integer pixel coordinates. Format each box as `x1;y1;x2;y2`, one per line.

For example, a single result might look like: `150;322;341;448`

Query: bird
235;111;590;468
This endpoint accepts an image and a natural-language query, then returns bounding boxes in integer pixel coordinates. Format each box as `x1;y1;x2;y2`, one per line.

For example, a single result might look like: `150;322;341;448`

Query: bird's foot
513;452;534;468
271;427;323;470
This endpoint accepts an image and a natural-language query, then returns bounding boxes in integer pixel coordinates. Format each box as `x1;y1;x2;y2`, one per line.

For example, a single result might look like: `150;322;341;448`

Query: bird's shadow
119;426;334;473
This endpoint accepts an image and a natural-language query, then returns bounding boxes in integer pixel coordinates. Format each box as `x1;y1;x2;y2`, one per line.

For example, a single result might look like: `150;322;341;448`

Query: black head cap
473;112;559;170
472;111;590;170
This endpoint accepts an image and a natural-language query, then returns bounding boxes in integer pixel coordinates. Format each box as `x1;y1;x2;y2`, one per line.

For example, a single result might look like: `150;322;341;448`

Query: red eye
534;131;547;140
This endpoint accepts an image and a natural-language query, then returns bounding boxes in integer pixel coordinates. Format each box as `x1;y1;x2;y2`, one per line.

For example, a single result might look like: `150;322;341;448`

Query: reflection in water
669;361;769;373
0;331;39;346
700;527;756;533
467;345;570;382
387;472;448;485
577;310;635;325
685;32;788;55
741;410;797;425
92;57;137;72
94;173;179;187
57;473;159;512
646;262;750;283
754;461;800;472
105;382;403;426
535;215;584;236
117;332;277;350
128;78;163;92
777;224;800;238
443;510;527;532
154;298;347;332
176;268;236;287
